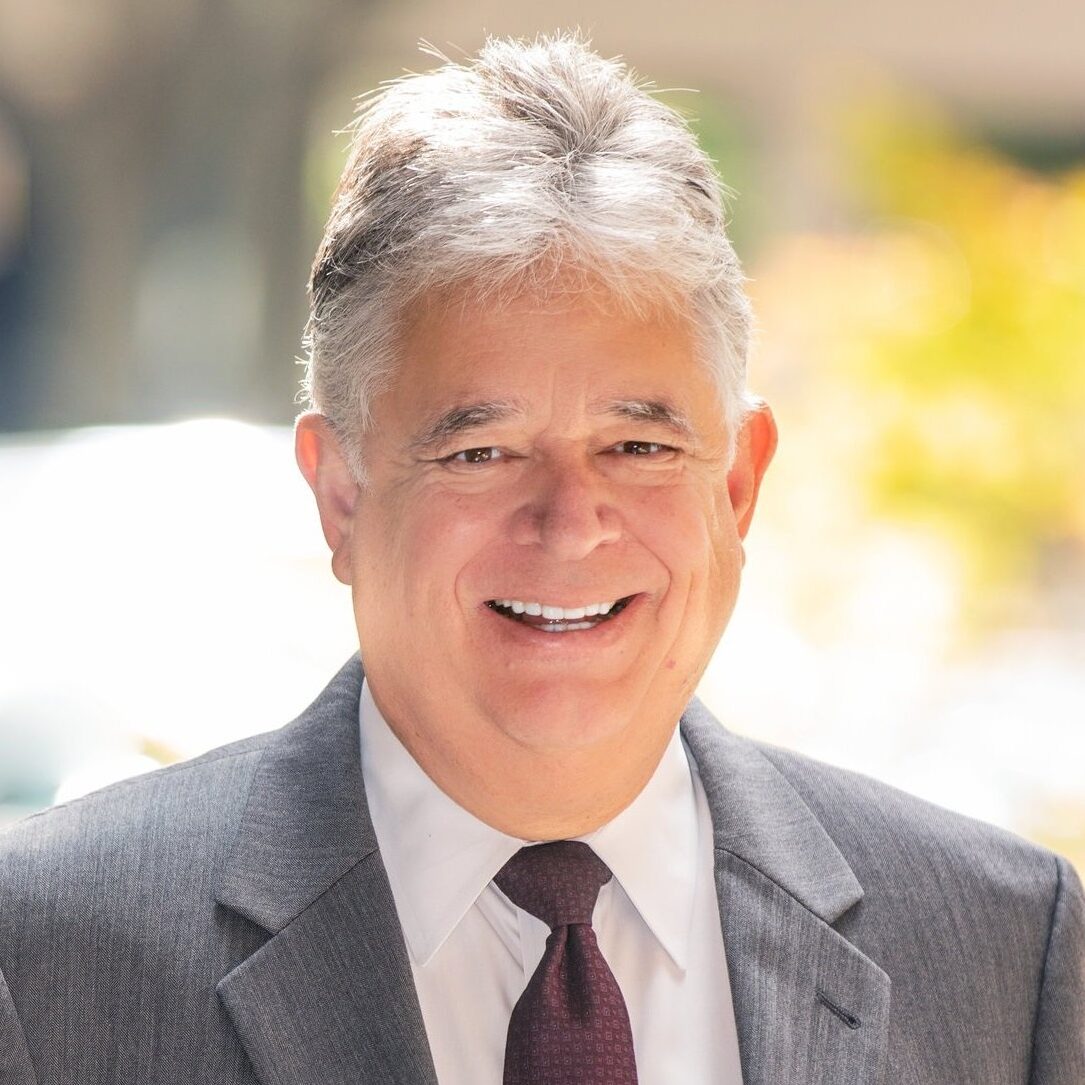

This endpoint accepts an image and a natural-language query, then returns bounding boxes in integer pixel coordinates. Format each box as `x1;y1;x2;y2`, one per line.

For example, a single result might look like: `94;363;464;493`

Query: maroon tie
495;841;639;1085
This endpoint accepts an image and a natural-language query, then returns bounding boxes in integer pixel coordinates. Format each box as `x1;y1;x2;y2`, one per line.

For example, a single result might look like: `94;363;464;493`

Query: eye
612;440;675;456
442;447;503;465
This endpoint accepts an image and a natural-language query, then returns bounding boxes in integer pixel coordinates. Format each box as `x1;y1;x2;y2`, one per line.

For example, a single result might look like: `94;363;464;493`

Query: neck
369;687;677;840
442;741;670;840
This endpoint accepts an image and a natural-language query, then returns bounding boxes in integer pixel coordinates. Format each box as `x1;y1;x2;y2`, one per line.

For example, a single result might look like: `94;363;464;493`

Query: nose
510;454;622;560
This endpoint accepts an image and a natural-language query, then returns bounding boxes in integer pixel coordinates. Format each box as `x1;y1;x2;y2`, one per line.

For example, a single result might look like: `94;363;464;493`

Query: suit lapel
214;655;438;1085
212;654;888;1084
682;700;890;1085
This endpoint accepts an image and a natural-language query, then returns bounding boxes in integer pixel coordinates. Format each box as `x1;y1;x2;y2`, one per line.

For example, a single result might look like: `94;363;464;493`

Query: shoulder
0;730;287;1081
682;701;1073;930
0;655;365;913
742;734;1084;1073
753;737;1063;898
0;729;274;904
685;707;1084;1060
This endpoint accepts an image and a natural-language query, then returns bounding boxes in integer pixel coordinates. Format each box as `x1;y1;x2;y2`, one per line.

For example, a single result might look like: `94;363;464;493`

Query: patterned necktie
495;841;639;1085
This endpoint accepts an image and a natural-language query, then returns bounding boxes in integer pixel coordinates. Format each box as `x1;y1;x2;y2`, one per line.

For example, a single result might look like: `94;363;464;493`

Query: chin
482;678;643;753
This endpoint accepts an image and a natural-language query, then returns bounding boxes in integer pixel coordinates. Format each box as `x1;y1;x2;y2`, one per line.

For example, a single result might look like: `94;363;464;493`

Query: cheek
704;487;745;601
632;482;734;583
352;488;503;613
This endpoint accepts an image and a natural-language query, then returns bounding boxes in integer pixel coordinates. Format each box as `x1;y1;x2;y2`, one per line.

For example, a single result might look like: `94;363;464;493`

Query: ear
295;412;360;585
726;401;777;540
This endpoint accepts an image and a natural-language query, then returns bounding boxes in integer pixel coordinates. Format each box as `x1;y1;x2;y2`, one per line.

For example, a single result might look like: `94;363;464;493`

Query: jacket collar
214;655;865;932
682;698;888;1085
215;656;440;1084
215;656;887;1085
680;697;863;925
215;654;376;933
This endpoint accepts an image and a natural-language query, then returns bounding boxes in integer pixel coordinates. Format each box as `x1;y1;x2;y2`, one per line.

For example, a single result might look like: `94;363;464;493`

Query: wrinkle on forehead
385;271;731;464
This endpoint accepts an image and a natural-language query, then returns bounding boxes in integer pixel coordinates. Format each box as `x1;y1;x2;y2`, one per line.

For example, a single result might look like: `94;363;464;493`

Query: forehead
389;280;716;415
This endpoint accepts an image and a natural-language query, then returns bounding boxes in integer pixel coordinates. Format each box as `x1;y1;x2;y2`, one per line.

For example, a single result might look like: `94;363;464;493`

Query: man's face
300;281;774;816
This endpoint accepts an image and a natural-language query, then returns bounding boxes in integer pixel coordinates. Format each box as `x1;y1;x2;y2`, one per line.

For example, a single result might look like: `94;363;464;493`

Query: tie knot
495;841;612;929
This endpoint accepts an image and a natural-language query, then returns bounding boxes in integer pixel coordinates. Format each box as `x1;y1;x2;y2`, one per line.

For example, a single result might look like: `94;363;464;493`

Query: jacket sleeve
0;965;38;1085
1029;855;1085;1084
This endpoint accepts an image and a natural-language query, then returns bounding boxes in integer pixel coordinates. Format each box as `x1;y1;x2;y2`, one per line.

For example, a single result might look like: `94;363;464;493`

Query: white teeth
541;604;588;620
492;597;627;619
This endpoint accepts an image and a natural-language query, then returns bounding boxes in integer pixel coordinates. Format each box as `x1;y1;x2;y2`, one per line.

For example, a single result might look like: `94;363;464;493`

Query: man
0;32;1082;1085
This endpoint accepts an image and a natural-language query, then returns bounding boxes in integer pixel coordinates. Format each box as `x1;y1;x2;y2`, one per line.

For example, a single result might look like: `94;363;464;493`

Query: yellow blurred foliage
753;99;1085;626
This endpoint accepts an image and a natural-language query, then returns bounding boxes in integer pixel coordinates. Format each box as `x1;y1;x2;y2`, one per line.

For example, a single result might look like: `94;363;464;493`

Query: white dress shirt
359;679;743;1085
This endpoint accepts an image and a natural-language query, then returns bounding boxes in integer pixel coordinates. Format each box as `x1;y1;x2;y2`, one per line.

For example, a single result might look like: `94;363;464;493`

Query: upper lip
484;593;638;606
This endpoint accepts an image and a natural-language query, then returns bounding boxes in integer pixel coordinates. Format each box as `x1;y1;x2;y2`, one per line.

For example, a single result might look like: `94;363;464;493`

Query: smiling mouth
485;596;637;633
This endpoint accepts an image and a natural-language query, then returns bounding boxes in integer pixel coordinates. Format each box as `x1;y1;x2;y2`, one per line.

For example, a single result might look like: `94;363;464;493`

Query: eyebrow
407;395;696;453
407;400;525;453
594;398;696;439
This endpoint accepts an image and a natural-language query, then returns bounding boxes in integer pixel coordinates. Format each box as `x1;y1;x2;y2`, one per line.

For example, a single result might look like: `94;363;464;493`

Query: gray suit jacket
1;656;1082;1084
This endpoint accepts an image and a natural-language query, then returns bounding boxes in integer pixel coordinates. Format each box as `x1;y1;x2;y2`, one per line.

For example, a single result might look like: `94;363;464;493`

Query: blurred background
1;0;1082;868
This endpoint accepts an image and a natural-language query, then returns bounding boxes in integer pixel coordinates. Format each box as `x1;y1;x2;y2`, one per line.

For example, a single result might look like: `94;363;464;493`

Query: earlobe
727;402;777;539
294;412;360;585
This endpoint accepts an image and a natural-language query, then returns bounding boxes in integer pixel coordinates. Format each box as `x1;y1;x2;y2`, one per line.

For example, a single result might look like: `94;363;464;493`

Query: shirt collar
359;678;700;972
580;725;701;971
359;679;522;967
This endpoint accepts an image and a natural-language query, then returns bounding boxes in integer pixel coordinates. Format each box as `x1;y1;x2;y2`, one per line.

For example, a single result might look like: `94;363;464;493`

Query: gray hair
301;33;755;478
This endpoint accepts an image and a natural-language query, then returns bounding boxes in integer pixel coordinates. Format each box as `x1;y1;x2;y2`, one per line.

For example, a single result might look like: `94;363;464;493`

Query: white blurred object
0;420;357;808
53;753;163;806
